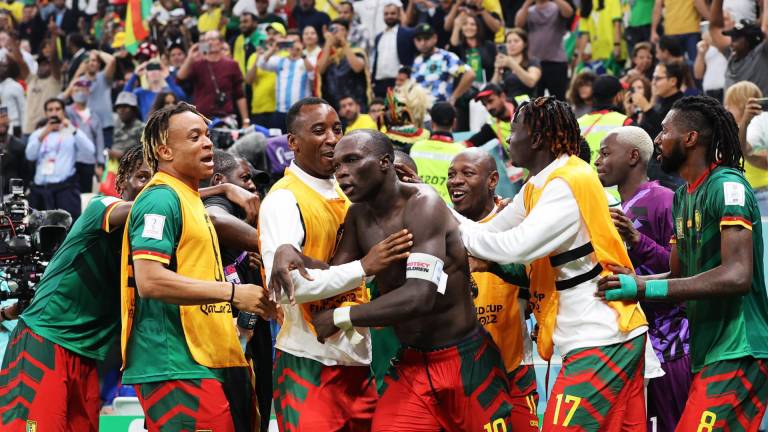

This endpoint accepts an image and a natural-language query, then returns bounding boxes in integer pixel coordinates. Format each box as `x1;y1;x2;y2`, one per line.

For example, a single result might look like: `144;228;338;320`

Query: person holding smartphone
25;98;94;221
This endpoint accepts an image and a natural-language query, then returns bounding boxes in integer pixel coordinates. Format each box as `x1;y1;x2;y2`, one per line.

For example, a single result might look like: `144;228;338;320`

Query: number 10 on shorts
483;418;507;432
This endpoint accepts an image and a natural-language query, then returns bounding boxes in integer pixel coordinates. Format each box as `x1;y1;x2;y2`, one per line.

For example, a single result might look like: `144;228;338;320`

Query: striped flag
124;0;152;54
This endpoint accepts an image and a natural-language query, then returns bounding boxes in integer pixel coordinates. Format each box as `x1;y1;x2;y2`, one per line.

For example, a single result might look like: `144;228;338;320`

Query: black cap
414;23;435;38
474;83;504;100
251;169;271;185
722;19;764;39
592;75;624;101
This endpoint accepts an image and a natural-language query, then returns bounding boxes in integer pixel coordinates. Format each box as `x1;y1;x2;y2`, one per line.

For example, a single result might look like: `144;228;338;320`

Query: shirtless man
272;129;515;431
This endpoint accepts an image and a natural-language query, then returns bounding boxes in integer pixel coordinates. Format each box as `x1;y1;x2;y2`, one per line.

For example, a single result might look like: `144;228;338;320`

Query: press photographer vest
268;169;368;332
120;172;247;369
410;137;466;204
523;156;647;360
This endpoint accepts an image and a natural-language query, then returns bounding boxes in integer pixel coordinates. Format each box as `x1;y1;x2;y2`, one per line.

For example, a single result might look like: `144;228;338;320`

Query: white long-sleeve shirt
259;162;371;366
458;156;647;357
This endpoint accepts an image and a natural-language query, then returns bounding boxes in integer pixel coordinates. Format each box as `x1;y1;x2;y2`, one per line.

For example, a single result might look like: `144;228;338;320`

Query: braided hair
141;102;207;173
515;96;581;158
116;145;144;196
670;96;744;171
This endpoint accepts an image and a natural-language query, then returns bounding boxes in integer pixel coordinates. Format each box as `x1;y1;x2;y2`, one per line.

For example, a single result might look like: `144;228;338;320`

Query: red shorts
0;320;100;432
542;334;646;432
372;329;520;432
508;364;540;430
675;357;768;432
273;350;378;431
135;378;237;432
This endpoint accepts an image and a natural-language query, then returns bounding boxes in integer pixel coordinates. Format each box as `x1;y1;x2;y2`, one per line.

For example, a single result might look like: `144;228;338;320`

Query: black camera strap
205;60;226;100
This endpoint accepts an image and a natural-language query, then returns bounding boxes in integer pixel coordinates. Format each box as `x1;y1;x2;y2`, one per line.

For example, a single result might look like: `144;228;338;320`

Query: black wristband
0;307;10;321
229;282;236;303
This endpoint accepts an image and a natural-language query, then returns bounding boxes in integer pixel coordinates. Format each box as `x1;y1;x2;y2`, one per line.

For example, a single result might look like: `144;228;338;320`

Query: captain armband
406;253;448;294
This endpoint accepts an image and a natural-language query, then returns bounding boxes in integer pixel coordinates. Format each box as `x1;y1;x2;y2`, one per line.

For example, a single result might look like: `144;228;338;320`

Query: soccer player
594;126;691;430
121;103;275;431
447;148;539;430
258;98;411;431
457;97;649;430
598;96;768;430
271;129;516;431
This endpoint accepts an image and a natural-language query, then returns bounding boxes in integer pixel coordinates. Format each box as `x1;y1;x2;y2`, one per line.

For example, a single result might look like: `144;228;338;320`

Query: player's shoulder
132;185;181;214
404;183;450;214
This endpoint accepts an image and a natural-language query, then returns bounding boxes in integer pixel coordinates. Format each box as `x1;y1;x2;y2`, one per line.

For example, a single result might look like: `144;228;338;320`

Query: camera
0;178;69;311
215;90;228;106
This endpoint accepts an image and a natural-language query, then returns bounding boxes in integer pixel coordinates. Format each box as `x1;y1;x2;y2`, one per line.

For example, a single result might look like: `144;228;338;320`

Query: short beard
660;142;686;174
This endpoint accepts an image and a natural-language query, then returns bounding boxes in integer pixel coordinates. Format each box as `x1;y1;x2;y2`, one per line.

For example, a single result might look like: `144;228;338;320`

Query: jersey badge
142;214;166;240
724;182;745;206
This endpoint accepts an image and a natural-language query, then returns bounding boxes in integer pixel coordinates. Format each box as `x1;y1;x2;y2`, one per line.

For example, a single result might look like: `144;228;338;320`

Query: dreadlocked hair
116;145;144;195
515;97;581;158
141;102;207;173
670;96;744;171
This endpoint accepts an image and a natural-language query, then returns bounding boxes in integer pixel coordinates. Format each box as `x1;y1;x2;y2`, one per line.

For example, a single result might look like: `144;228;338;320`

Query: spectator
25;98;94;221
410;101;465;203
650;0;709;61
725;81;768;215
65;79;104;194
450;13;496;84
411;23;476;104
252;0;286;25
639;61;686;189
246;23;285;129
445;0;505;45
177;30;251;125
65;49;117;150
368;97;386;125
491;28;541;103
567;70;597;117
338;1;372;56
258;31;315;129
198;0;229;36
124;60;187;121
339;95;378;131
693;31;728;101
293;0;331;44
0;108;28;192
317;19;371;110
577;74;633;164
232;12;260;76
403;0;453;48
655;35;686;63
709;0;768;96
0;30;36;75
624;41;655;80
0;58;25;137
302;25;322;65
624;74;653;124
515;0;573;100
111;92;144;160
372;1;416;97
624;0;654;50
576;0;624;67
17;4;44;55
21;38;60;139
465;83;515;149
40;0;78;38
64;33;89;85
149;91;179;117
167;44;193;100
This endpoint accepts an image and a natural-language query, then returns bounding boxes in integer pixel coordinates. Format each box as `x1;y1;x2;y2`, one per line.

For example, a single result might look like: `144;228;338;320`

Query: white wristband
333;306;353;331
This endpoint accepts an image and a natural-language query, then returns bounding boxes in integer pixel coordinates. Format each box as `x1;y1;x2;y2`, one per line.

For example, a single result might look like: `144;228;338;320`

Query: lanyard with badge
41;132;63;177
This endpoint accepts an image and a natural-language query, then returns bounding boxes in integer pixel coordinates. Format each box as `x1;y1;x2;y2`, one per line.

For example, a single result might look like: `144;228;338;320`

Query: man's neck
368;172;402;214
158;166;200;191
148;79;165;91
294;159;331;180
466;196;496;222
346;113;359;124
75;102;87;110
206;53;223;63
679;155;711;186
617;168;649;203
526;153;558;178
420;48;436;58
498;105;512;122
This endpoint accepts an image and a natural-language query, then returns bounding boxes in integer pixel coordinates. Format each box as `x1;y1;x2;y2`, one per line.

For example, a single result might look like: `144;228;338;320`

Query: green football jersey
672;166;768;371
121;186;220;384
21;196;125;360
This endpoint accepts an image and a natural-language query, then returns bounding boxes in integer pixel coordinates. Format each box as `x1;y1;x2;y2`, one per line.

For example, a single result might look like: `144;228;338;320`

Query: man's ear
628;148;641;167
380;153;393;170
157;144;173;163
287;133;300;154
488;170;499;191
683;130;699;150
211;173;225;185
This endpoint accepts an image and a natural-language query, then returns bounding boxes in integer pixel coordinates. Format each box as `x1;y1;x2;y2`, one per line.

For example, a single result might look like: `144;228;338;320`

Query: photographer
0;144;262;430
25;98;94;221
176;30;250;126
0;107;28;193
